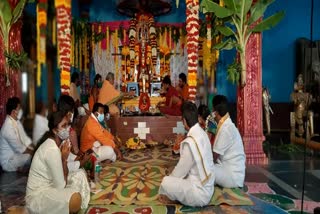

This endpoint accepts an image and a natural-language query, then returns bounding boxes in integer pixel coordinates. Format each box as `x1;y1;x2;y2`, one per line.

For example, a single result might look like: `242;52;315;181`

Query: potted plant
200;0;285;86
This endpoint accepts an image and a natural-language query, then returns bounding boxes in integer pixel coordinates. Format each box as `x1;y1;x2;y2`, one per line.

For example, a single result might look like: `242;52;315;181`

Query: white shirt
27;138;66;195
213;117;246;187
0;116;32;165
32;114;49;146
159;123;215;207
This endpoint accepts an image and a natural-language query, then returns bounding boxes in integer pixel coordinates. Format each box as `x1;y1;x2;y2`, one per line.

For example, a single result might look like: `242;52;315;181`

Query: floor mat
90;146;252;206
85;146;317;214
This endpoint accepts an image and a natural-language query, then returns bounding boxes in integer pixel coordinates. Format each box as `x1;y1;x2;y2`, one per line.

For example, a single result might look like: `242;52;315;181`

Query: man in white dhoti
26;111;90;214
212;95;246;188
0;97;34;172
158;101;215;207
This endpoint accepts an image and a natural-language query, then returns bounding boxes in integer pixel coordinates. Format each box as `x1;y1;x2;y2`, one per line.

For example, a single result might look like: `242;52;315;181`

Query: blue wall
262;0;320;102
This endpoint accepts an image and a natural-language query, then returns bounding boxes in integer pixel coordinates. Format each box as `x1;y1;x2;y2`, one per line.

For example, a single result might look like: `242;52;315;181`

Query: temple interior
0;0;320;213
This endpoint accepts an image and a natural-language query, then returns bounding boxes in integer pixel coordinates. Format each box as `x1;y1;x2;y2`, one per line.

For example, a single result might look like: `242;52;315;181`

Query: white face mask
17;109;23;120
57;126;70;140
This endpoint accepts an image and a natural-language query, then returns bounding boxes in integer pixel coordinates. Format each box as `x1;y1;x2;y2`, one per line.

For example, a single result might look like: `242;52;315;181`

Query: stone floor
1;131;320;213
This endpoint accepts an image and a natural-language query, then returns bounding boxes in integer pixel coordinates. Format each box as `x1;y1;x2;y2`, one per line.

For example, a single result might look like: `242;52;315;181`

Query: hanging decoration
36;0;48;87
186;0;200;101
55;0;72;95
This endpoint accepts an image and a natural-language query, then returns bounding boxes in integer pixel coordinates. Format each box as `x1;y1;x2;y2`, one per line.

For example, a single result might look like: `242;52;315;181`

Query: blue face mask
97;113;105;122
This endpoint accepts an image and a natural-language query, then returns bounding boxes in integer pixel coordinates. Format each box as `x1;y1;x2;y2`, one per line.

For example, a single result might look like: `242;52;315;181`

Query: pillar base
243;135;268;165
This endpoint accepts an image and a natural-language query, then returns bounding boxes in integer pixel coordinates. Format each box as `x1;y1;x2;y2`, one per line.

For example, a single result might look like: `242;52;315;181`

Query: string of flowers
55;0;72;95
186;0;200;101
36;0;47;87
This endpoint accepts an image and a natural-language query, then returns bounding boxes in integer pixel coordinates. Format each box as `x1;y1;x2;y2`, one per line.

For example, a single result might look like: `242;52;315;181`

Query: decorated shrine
0;0;296;166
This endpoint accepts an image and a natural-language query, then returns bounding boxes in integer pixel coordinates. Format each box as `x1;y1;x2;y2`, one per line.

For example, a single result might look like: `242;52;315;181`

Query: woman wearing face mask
26;111;90;214
80;102;123;163
88;74;102;111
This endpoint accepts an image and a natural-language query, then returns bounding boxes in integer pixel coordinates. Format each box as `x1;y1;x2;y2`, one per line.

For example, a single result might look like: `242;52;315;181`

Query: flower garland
129;17;137;70
186;0;200;101
148;16;157;72
36;0;47;87
121;45;130;89
55;0;72;95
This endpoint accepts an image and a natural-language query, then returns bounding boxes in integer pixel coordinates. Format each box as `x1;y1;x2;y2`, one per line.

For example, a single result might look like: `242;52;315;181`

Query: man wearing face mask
211;95;246;188
32;102;49;146
80;102;122;162
98;105;110;129
0;97;34;172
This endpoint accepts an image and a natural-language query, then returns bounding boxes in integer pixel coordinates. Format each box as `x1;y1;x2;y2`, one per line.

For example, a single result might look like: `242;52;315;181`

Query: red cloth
159;86;182;116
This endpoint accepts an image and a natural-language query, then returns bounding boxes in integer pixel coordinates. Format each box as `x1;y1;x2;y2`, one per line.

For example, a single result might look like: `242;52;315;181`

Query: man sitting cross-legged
80;102;122;162
158;101;215;207
211;95;246;188
0;97;34;172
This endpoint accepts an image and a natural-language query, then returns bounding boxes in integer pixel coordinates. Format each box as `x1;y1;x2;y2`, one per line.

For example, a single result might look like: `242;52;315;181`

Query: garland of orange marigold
186;0;199;101
55;0;72;95
36;0;47;87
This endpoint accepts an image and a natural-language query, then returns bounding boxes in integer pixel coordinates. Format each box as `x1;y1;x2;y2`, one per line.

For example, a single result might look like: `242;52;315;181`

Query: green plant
200;0;285;86
0;0;28;86
4;51;28;69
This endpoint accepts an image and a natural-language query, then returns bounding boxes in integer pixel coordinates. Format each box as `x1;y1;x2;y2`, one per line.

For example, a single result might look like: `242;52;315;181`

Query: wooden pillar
237;31;267;165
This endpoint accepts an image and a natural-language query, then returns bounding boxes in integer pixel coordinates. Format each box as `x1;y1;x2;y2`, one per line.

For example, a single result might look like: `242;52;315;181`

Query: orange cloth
180;84;189;101
88;86;100;111
80;115;115;152
98;80;121;105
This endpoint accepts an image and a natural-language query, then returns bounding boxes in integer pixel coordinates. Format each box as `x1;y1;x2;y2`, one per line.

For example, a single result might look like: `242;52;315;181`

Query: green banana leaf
248;0;275;25
213;38;236;50
250;11;285;32
238;0;253;20
223;0;238;12
216;25;235;36
0;0;12;26
200;0;234;18
12;0;27;25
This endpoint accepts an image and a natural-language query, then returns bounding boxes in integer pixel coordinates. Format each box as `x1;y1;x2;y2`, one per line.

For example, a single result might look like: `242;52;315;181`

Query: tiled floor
1;132;320;213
